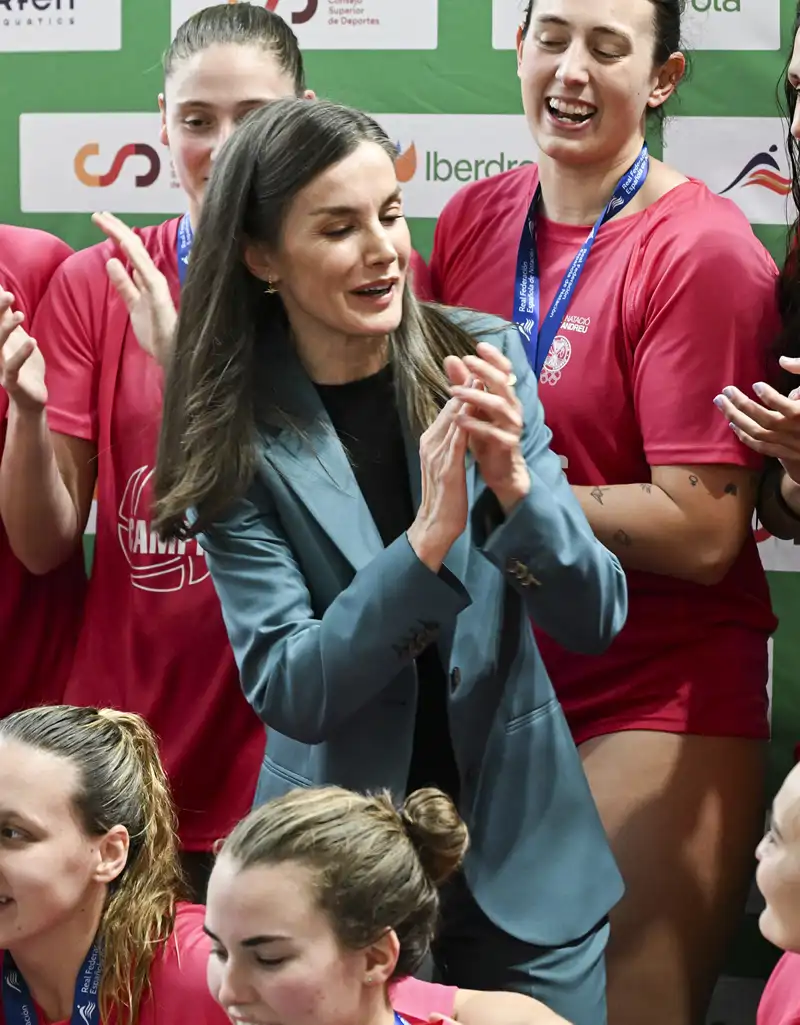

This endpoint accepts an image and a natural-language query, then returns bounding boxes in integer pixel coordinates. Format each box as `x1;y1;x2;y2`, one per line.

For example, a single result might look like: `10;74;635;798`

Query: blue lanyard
3;943;101;1025
514;144;649;378
177;213;193;288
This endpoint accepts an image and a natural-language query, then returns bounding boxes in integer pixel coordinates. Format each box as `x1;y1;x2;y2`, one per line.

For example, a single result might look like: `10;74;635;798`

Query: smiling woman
151;94;628;1025
428;1;779;1023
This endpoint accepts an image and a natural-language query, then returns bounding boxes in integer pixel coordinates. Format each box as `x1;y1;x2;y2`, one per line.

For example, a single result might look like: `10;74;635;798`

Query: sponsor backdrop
1;0;799;981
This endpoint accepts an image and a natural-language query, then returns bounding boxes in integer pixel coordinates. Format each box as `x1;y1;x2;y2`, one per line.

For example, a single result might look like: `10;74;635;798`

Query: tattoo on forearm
591;486;611;505
612;529;633;547
689;475;699;487
724;482;739;496
640;483;652;494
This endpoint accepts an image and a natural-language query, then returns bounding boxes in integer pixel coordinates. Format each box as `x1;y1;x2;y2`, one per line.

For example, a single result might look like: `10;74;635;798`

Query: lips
546;97;597;124
351;279;398;297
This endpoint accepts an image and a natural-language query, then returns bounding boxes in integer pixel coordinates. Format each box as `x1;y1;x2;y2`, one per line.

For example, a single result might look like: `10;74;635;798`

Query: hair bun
400;788;469;886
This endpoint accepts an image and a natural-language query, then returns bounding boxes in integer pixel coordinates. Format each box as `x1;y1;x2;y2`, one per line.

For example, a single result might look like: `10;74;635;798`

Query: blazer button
450;667;461;690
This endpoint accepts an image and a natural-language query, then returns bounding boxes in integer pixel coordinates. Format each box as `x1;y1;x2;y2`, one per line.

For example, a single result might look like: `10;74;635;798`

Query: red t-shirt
759;953;800;1025
429;166;777;742
32;219;264;850
0;225;87;716
392;976;456;1023
0;904;228;1025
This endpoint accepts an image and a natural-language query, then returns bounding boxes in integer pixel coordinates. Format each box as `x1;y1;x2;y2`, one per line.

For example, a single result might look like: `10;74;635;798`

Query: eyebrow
309;187;403;218
173;98;273;110
534;14;632;42
204;926;290;947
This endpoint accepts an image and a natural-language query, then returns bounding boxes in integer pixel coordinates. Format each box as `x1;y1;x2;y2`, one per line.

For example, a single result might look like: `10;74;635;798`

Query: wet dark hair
776;2;800;388
153;97;479;539
0;706;184;1025
164;2;306;94
522;0;683;65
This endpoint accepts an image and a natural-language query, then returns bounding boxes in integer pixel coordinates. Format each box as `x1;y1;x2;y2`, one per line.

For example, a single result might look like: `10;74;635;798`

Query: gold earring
265;279;279;295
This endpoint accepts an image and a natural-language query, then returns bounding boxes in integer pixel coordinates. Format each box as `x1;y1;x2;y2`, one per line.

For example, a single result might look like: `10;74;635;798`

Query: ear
93;825;130;886
516;25;525;78
158;94;169;148
302;89;317;100
362;929;400;988
243;243;278;286
647;52;686;112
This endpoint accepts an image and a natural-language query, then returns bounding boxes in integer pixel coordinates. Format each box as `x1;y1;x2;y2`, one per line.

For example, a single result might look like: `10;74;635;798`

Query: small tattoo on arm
689;475;699;487
591;486;610;505
612;529;633;547
724;482;739;496
640;483;652;494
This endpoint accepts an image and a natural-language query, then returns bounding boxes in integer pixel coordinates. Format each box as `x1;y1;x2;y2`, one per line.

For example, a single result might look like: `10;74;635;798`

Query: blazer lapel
260;357;384;574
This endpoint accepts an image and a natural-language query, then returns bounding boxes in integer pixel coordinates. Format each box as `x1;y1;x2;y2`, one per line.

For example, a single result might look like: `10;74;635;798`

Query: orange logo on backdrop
395;142;417;183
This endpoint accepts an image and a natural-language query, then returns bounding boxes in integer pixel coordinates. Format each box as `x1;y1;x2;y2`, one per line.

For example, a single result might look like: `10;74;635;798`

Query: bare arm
0;304;96;574
1;409;96;573
573;463;757;586
453;989;570;1025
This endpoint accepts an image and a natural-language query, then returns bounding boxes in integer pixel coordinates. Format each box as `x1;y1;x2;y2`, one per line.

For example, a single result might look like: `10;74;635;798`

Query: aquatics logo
718;144;792;198
74;142;160;188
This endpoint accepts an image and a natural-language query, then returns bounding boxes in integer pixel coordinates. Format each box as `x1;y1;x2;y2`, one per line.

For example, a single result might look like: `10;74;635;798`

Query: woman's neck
292;323;390;385
537;137;647;226
8;891;105;1023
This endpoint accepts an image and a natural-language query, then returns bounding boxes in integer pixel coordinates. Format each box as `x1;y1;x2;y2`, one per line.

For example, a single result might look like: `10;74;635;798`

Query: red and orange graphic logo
74;143;161;188
720;144;792;198
395;141;417;183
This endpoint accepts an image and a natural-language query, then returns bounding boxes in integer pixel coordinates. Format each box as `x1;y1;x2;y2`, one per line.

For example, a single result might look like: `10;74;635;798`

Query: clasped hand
408;342;530;569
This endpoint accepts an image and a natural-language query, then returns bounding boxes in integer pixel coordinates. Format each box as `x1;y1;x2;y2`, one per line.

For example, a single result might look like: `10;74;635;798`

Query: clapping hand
446;342;530;513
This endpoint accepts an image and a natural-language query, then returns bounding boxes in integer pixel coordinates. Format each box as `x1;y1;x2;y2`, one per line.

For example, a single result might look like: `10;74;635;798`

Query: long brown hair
0;706;185;1025
153;97;479;539
218;786;469;978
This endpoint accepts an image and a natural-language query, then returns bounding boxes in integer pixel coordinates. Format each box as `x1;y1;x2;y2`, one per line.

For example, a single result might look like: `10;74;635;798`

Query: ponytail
0;706;185;1025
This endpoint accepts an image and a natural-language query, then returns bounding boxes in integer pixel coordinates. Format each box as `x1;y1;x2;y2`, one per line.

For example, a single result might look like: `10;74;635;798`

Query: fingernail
723;387;736;399
753;382;766;397
713;396;725;409
729;422;739;433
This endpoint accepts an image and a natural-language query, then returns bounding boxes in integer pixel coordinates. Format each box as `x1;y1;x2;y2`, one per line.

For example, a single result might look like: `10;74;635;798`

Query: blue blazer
201;309;627;946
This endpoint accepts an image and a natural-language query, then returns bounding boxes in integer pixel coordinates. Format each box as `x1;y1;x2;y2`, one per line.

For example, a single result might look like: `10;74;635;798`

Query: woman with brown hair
206;786;569;1025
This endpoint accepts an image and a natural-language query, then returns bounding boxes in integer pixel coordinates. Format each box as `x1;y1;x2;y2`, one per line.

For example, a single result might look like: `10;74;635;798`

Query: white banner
19;113;185;215
370;113;536;218
493;0;781;52
171;0;438;50
0;0;121;53
662;117;793;227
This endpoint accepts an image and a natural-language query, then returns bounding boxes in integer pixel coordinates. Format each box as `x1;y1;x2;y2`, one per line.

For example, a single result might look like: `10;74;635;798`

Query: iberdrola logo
395;141;418;183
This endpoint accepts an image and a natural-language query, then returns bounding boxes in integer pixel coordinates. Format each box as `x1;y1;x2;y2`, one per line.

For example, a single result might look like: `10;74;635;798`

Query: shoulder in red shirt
0;225;86;717
430;170;777;742
31;220;264;850
760;952;800;1025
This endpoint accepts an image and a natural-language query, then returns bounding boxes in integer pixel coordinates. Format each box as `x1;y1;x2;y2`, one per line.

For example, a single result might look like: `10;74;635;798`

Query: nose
216;960;256;1010
755;833;769;862
365;221;398;267
792;101;800;143
555;41;591;88
210;120;237;162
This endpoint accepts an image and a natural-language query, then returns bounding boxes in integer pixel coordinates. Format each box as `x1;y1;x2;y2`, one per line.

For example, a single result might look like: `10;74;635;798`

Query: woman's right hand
0;291;47;413
407;396;469;572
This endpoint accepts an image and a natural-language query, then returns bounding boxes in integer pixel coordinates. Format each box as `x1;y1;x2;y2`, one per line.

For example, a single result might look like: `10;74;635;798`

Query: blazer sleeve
200;485;471;744
471;322;628;654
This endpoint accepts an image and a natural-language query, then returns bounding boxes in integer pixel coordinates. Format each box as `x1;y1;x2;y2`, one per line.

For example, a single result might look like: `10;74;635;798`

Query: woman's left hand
714;357;800;485
446;342;530;513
